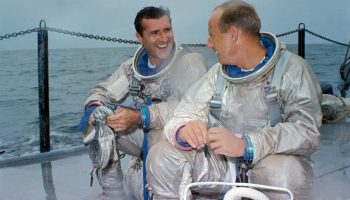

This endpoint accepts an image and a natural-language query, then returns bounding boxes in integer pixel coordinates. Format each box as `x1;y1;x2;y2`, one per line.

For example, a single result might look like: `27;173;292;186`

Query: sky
0;0;349;50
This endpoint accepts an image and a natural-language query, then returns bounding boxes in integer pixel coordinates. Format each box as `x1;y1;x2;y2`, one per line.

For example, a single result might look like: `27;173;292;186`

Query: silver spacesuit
147;33;323;200
83;43;207;199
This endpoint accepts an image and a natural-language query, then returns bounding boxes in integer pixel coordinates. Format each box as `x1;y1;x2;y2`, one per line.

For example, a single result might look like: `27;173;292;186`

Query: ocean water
0;44;348;160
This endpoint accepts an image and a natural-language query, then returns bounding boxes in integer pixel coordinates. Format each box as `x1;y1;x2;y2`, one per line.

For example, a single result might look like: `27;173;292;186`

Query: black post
298;23;305;58
38;20;50;152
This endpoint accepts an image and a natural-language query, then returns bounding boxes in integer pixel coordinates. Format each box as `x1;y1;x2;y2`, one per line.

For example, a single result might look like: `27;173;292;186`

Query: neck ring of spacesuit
221;32;283;84
132;42;178;80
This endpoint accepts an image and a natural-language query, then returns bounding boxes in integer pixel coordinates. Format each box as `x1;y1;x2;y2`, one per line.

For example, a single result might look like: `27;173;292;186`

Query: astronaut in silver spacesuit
146;1;324;199
80;6;207;199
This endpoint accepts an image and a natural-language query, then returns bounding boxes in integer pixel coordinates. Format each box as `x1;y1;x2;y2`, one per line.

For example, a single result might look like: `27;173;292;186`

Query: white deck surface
0;123;349;200
0;152;102;200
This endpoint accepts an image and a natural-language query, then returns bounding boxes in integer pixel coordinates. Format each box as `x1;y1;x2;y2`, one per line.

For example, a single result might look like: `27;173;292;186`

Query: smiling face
136;15;174;65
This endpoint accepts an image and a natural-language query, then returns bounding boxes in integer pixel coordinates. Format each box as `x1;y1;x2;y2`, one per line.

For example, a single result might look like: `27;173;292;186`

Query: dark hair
215;0;261;36
134;6;171;36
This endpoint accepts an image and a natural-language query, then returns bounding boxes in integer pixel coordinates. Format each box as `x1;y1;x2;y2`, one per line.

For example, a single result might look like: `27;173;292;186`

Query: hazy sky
0;0;349;50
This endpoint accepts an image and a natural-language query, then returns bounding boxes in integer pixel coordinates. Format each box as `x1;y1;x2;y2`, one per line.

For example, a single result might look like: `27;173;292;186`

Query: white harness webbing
265;50;291;126
211;50;292;127
209;51;292;185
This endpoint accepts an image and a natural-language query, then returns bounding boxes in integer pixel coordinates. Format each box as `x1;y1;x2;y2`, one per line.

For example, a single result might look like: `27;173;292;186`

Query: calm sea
0;44;348;159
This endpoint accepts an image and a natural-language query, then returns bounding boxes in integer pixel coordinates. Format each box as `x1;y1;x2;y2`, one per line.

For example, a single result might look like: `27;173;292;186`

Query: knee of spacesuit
115;128;144;157
249;155;313;200
146;141;191;200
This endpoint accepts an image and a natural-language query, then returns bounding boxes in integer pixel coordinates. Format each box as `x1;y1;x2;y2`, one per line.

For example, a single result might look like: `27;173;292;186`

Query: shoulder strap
209;51;292;127
216;67;226;98
265;50;292;126
271;50;292;90
209;67;225;120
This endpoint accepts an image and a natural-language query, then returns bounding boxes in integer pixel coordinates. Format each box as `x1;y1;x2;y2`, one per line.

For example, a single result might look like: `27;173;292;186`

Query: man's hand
207;127;246;157
107;108;141;132
178;120;207;149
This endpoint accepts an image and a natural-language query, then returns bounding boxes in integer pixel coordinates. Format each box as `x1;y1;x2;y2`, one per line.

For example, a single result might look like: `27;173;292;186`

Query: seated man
79;6;207;199
147;1;323;199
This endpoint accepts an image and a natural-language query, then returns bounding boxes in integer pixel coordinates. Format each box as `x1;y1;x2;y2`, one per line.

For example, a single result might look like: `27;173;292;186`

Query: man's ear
135;32;143;45
229;26;238;43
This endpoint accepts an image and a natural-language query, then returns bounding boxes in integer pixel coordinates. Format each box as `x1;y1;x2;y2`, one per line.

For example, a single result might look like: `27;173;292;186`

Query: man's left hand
106;108;141;132
207;127;246;157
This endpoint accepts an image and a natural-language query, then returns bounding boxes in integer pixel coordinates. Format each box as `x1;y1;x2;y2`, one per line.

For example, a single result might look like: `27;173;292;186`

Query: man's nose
159;31;167;42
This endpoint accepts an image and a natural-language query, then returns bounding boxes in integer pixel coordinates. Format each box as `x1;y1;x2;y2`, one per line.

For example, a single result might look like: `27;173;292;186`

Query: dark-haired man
80;6;207;199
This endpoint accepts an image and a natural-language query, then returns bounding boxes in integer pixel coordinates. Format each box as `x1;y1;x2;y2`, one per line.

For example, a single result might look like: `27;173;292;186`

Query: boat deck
0;123;349;200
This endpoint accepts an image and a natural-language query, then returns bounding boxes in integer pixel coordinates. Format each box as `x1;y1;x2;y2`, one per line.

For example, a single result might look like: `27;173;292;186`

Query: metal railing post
298;23;305;58
38;20;50;152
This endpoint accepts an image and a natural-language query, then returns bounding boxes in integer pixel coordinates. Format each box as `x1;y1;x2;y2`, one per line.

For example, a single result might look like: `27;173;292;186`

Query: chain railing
0;21;348;153
46;27;140;45
0;28;39;41
305;29;347;46
0;23;348;47
276;29;299;38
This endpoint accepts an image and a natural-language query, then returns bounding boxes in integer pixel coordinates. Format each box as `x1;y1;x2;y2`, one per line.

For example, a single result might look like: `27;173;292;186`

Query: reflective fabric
83;42;207;199
147;33;322;200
